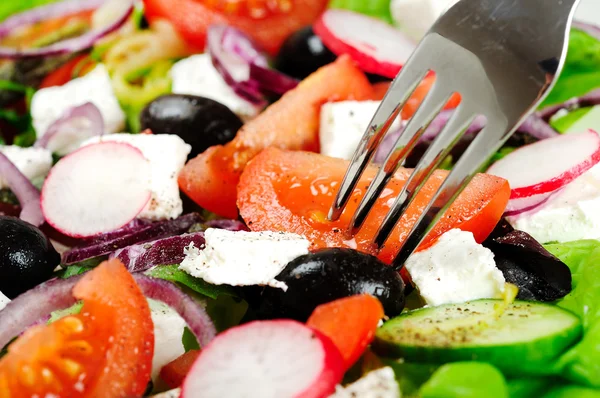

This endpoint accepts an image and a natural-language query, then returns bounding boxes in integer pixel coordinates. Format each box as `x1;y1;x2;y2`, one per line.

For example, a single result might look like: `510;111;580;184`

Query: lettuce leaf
329;0;393;24
545;240;600;388
541;29;600;108
419;362;509;398
0;0;58;22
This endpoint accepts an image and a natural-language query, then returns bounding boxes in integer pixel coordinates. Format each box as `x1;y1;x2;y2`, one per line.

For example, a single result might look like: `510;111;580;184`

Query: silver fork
328;0;580;269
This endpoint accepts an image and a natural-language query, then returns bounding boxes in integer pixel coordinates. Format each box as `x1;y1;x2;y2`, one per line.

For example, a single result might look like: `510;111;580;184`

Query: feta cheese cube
390;0;459;41
31;64;125;137
149;299;186;381
319;101;401;160
507;163;600;243
0;290;9;311
81;134;191;220
0;146;52;189
331;367;400;398
179;229;310;289
405;229;505;307
170;54;262;120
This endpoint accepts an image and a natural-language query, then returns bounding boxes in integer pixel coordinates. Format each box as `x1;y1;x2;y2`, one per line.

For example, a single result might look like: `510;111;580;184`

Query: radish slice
41;142;152;238
504;191;556;217
313;9;416;78
181;320;344;398
487;130;600;199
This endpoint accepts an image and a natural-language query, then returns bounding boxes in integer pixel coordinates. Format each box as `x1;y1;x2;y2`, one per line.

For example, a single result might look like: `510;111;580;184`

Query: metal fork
328;0;580;269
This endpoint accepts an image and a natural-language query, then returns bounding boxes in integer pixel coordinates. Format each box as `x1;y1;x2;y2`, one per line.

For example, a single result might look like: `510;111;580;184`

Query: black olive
140;94;244;159
253;248;405;321
0;216;60;299
274;27;337;81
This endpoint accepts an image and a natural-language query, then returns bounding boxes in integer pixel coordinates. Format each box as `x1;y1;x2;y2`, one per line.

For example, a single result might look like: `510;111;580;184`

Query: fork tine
327;65;430;222
347;82;455;236
371;106;475;250
390;120;509;270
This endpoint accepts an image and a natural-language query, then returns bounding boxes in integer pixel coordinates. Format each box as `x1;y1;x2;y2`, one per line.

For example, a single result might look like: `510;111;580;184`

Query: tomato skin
0;259;154;397
401;75;461;119
178;55;374;219
237;148;510;263
143;0;328;55
159;349;200;389
307;295;384;371
39;55;95;88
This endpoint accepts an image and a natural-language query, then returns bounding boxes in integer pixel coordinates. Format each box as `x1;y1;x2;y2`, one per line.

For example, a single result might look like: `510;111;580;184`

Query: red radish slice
487;130;600;199
41;142;152;238
313;9;416;78
504;191;556;217
181;320;344;398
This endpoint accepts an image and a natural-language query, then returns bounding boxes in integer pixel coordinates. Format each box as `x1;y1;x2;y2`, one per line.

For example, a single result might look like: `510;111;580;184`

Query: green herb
145;265;235;300
182;326;200;352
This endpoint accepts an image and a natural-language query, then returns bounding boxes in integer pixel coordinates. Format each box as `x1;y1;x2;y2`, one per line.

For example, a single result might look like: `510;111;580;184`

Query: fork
328;0;581;269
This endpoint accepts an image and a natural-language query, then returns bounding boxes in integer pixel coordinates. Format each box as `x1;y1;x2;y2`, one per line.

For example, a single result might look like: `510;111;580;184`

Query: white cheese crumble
170;54;262;120
0;145;52;189
31;64;125;137
405;229;505;307
390;0;459;41
81;134;191;220
149;299;187;381
507;163;600;243
330;367;401;398
320;101;401;160
150;389;181;398
0;290;9;311
179;229;310;290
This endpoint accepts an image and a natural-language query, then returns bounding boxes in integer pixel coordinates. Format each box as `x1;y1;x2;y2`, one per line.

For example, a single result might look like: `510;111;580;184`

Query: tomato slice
178;55;374;218
307;295;384;371
143;0;328;55
0;259;154;397
159;349;200;389
237;148;510;263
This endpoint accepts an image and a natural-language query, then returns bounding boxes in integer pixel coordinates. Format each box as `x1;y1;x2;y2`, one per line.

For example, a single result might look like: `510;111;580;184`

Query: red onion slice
538;88;600;121
34;103;104;155
133;275;217;348
62;213;203;264
204;219;249;232
0;0;134;59
207;24;297;103
504;191;557;217
0;273;216;350
0;152;44;226
573;21;600;41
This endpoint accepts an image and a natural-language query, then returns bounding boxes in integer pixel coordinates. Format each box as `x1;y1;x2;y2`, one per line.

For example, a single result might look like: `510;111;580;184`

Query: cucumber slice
373;300;581;373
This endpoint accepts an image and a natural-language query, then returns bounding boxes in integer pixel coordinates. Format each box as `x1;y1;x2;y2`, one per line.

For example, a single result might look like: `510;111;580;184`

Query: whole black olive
254;248;405;321
140;94;244;159
274;27;337;81
0;216;60;298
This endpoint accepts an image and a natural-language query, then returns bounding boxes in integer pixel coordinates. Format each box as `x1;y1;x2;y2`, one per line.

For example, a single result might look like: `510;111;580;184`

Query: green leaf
182;326;200;352
145;265;235;300
550;108;593;133
56;265;92;279
545;240;600;388
48;301;83;323
329;0;393;24
542;385;600;398
0;0;59;22
541;29;600;108
507;378;554;398
419;362;509;398
205;294;248;333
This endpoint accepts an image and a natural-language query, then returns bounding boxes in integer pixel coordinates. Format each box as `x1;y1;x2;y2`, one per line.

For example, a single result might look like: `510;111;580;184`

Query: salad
1;0;600;397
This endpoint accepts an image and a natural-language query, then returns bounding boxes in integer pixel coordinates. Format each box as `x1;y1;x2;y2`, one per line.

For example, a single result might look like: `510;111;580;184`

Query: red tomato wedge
178;55;374;219
160;349;200;389
0;259;154;397
39;55;96;89
143;0;328;55
307;295;384;371
237;148;510;263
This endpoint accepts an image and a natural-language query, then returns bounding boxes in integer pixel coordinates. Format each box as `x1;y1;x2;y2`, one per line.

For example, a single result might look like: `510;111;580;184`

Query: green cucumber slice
373;300;581;373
